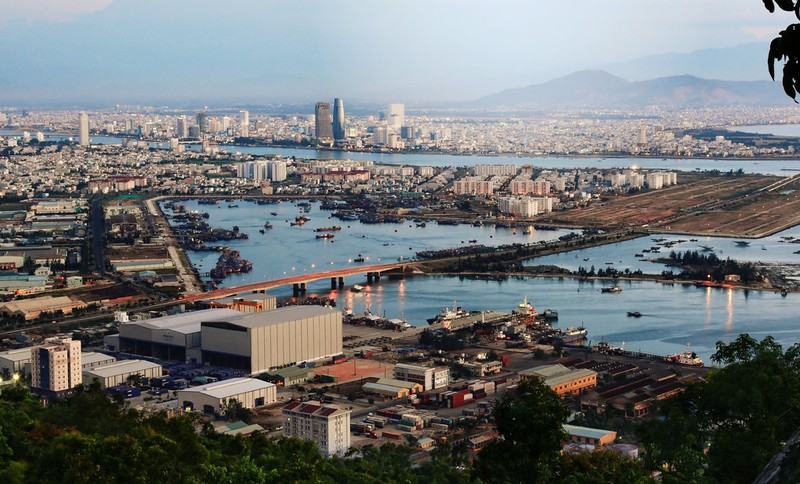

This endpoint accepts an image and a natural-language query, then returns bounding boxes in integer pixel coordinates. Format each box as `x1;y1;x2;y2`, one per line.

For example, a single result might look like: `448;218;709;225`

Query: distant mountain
600;43;769;82
473;70;789;108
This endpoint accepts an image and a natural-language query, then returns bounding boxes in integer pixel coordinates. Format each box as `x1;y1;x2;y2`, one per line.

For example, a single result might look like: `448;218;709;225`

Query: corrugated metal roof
124;308;242;335
178;377;275;399
83;359;162;378
222;306;340;330
564;424;615;441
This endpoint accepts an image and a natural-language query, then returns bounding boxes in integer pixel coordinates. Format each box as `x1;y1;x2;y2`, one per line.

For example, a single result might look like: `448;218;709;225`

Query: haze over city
0;0;790;105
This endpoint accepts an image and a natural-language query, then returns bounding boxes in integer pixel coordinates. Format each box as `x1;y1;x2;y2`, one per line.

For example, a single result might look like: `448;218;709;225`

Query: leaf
776;0;795;12
796;2;800;20
769;37;783;80
783;63;797;101
764;0;775;12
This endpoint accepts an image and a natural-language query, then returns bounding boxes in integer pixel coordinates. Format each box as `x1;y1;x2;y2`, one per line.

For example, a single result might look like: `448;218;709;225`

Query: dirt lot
312;357;391;384
540;173;800;237
107;245;170;260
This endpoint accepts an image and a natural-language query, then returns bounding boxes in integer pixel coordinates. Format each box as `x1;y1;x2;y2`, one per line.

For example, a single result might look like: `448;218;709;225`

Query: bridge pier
338;277;344;288
367;272;373;283
300;282;306;294
293;283;300;297
331;277;337;290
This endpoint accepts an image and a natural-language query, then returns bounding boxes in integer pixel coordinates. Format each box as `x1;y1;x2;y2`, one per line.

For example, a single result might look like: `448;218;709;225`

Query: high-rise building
332;98;345;141
196;111;208;135
315;102;333;144
176;116;189;138
282;400;351;456
387;103;404;129
31;336;82;393
78;112;89;146
240;109;250;137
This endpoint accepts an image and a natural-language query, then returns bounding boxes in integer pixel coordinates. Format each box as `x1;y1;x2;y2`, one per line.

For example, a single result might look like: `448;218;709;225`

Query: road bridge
181;260;423;303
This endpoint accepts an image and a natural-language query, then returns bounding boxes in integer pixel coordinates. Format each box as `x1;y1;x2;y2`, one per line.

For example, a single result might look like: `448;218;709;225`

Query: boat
627;311;642;318
259;229;265;234
552;326;588;344
264;222;273;229
352;284;365;293
270;212;278;216
542;309;559;320
316;233;334;239
734;240;751;247
353;257;365;263
667;345;703;366
227;204;239;208
699;245;714;252
416;222;427;227
601;286;622;293
635;253;644;257
583;258;590;261
314;226;342;232
513;296;537;316
427;301;468;325
468;239;478;244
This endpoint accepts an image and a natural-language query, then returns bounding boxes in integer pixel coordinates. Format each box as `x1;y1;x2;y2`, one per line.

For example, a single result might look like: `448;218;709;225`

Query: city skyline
0;0;789;106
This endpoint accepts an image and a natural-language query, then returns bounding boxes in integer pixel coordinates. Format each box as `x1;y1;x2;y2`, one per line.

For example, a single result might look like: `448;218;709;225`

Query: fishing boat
351;284;365;293
667;345;703;366
316;233;334;239
427;301;468;325
513;296;537;316
552;326;588;344
353;256;365;263
601;286;622;293
542;309;559;320
734;240;750;247
627;311;642;318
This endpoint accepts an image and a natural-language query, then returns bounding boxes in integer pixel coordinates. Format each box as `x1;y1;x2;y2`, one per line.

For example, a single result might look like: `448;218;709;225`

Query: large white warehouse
178;377;277;414
201;305;342;374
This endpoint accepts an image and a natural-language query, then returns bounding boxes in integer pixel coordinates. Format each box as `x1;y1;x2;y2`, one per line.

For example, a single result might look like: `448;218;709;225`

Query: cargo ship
427;301;468;325
551;326;588;344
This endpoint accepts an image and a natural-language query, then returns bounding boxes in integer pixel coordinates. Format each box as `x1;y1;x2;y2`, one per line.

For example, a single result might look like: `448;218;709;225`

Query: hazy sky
0;0;789;106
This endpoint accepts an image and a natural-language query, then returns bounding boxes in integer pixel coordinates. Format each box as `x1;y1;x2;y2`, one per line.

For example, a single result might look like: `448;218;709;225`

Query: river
163;199;799;364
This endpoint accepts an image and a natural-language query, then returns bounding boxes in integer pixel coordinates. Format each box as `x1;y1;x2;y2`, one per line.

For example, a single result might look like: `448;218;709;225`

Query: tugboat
667;344;703;366
542;309;559;320
513;296;537;316
353;256;366;263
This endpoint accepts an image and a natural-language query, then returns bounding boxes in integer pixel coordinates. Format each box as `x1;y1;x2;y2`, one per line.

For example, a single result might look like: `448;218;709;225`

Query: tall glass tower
315;102;333;144
332;98;345;141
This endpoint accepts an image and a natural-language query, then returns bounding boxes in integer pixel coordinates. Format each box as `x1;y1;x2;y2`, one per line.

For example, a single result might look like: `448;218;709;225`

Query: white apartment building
392;363;450;391
31;336;82;393
416;166;435;177
473;164;517;176
509;179;551;196
453;177;493;196
282;401;351;457
497;196;554;217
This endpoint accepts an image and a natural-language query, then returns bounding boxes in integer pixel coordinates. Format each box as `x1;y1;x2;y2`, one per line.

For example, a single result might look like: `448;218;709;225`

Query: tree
763;0;800;101
474;377;570;483
638;334;800;483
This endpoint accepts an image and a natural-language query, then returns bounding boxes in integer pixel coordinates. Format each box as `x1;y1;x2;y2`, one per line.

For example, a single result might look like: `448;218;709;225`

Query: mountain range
473;69;789;109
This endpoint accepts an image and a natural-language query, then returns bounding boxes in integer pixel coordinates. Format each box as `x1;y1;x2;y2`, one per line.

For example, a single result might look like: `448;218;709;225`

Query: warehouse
519;364;597;397
0;347;32;377
393;363;450;391
82;359;162;388
262;366;316;387
177;377;277;414
80;351;116;369
0;295;87;321
201;306;342;374
117;308;242;363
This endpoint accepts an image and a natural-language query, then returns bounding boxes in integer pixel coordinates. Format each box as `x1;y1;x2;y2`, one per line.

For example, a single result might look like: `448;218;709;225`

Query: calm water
527;231;800;273
164;199;800;363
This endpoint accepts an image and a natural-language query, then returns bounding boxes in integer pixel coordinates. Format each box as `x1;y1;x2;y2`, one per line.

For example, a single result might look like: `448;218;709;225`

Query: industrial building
31;337;82;394
0;296;87;321
204;296;277;313
282;400;351;457
178;377;276;414
80;351;116;369
519;364;597;397
117;308;242;363
563;424;617;447
201;305;342;374
0;347;32;377
393;363;450;391
82;359;162;388
261;366;316;387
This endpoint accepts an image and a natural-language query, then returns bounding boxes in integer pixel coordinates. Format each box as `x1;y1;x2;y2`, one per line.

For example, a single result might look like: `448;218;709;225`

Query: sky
0;0;790;106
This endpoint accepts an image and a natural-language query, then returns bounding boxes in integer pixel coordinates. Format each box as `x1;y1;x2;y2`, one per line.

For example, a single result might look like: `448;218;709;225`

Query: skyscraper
315;102;333;144
176;116;189;138
332;98;345;142
78;112;89;146
240;109;250;137
31;336;82;394
387;103;404;129
196;111;208;135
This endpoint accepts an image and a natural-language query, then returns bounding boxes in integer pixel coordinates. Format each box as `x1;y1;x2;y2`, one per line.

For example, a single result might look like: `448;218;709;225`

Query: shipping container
430;423;449;431
382;431;403;440
397;424;415;432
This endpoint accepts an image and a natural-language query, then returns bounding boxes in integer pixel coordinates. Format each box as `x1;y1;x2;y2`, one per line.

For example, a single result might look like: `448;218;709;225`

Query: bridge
181;260;423;303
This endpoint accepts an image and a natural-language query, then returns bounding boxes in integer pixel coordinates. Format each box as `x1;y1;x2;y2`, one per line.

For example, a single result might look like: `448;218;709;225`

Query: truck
332;354;347;365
